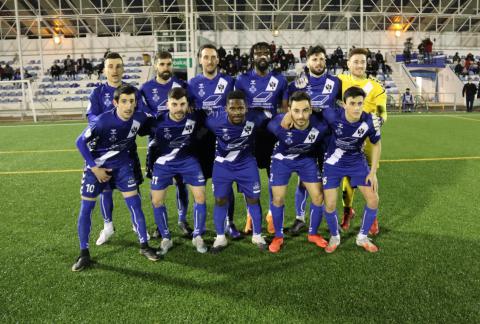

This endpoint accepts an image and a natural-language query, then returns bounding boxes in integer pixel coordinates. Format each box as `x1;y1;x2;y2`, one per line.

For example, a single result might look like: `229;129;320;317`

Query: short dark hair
250;42;270;58
105;52;123;62
168;87;187;100
348;48;369;59
155;51;172;60
227;90;246;102
343;86;366;102
113;84;137;101
198;44;218;58
307;45;326;58
289;91;311;106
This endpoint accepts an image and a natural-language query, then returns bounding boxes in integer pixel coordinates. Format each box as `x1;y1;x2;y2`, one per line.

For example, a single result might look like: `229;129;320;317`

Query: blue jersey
188;73;235;114
149;113;198;164
86;82;145;123
76;110;152;169
140;76;187;116
288;73;341;113
323;108;381;168
235;70;288;114
205;110;269;164
268;113;329;160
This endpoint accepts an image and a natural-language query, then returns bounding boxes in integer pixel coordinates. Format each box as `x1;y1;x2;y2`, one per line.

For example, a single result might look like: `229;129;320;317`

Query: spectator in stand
240;53;249;72
417;42;425;64
366;58;374;78
299;47;307;63
464;57;473;72
233;45;240;58
218;46;226;69
424;37;433;63
77;54;89;74
277;45;285;58
3;64;14;80
462;78;477;112
326;54;333;73
454;62;463;76
371;58;379;77
280;55;288;71
335;47;344;63
0;64;4;80
50;62;61;81
225;50;234;67
403;37;413;64
270;41;276;56
375;50;384;65
64;55;76;80
331;52;338;74
452;52;461;64
286;50;295;69
466;53;474;62
226;61;237;76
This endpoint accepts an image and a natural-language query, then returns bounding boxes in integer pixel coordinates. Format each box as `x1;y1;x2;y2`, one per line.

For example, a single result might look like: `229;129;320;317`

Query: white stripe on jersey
325;148;346;165
272;153;300;160
215;150;241;163
155;148;180;165
94;150;120;166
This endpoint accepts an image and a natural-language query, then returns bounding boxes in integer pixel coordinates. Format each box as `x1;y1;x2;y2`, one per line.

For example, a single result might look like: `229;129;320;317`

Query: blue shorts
151;156;205;190
80;164;137;198
269;157;321;186
322;163;370;190
212;158;261;199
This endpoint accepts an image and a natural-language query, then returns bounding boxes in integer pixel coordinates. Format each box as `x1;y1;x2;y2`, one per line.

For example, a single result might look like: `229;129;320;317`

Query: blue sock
295;185;308;218
176;181;189;223
213;203;228;235
360;206;378;235
247;203;262;235
324;209;339;236
308;203;323;235
153;205;171;239
99;190;113;223
125;195;148;244
193;202;206;237
77;200;96;250
270;203;284;238
227;190;235;223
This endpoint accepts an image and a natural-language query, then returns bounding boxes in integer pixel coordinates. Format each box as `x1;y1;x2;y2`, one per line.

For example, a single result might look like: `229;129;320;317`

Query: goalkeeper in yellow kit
338;48;387;235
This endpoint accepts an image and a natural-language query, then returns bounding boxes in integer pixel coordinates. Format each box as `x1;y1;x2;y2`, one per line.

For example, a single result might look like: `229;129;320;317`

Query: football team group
71;42;387;272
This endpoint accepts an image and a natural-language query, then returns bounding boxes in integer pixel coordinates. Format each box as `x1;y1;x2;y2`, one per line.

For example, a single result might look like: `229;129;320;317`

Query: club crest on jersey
127;120;140;138
182;120;195;135
198;83;205;97
163;128;172;139
241;121;254;137
249;80;257;93
266;76;279;91
103;93;112;107
285;132;293;145
335;123;343;136
214;78;228;94
322;79;335;94
109;129;117;142
222;128;230;140
152;89;160;102
352;122;369;138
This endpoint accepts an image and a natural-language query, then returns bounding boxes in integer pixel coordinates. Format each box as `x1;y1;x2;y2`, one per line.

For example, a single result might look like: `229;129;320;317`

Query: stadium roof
1;0;479;39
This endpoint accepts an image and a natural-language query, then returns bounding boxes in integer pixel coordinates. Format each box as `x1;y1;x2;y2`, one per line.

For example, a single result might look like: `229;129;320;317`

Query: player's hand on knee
280;111;294;129
365;172;378;193
91;166;112;183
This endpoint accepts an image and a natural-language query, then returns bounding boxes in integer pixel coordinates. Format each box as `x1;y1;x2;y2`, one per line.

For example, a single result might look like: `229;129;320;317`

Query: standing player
72;84;158;272
148;87;208;254
235;42;288;234
86;52;148;246
337;48;387;235
188;44;240;238
321;87;381;253
287;45;341;235
140;51;192;237
205;90;269;253
268;91;330;253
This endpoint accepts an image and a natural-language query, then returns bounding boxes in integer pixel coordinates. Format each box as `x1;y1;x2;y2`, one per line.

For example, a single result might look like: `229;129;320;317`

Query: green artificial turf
0;113;479;323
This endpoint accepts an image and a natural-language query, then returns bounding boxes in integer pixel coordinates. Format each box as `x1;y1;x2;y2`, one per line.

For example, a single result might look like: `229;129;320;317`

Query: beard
159;71;171;81
255;59;269;71
309;66;325;76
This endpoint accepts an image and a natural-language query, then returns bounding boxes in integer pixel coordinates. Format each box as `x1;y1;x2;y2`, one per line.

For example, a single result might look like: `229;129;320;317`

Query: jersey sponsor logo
182;119;196;135
127;120;140;138
266;76;279;91
351;122;369;138
322;78;335;94
157;99;168;112
214;78;228;94
240;121;254;137
311;94;330;109
203;95;222;108
304;127;320;143
252;92;273;104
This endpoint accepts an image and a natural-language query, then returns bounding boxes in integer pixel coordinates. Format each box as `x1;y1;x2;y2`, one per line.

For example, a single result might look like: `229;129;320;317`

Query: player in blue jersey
205;90;269;252
148;87;208;254
140;51;193;238
72;84;159;272
188;44;241;239
235;42;288;234
86;52;148;246
287;45;342;235
267;91;330;253
321;86;381;253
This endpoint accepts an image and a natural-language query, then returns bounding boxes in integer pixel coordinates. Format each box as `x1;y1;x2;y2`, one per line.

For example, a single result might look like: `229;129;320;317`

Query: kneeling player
268;91;330;253
206;90;269;252
149;87;208;254
72;84;159;272
322;86;381;253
